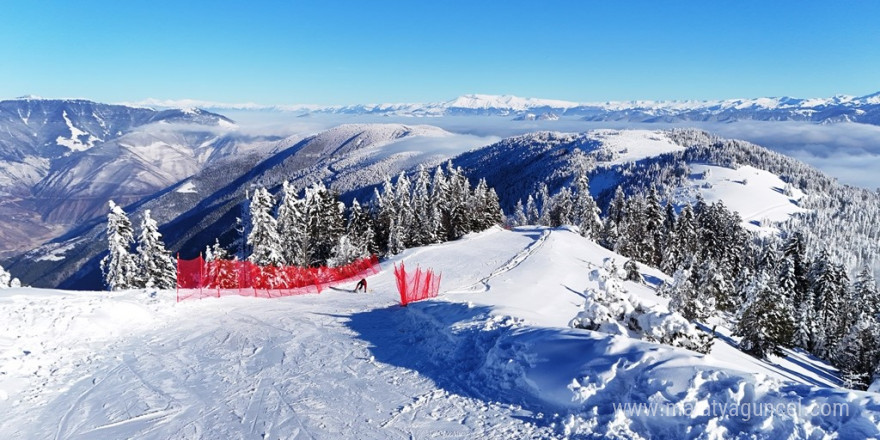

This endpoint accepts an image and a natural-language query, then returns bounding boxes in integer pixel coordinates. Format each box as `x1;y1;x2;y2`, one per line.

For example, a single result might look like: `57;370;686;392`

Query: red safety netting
394;262;441;306
176;255;381;302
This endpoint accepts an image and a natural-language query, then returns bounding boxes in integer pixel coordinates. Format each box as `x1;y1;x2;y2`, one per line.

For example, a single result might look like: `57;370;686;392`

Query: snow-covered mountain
278;92;880;125
0;98;254;257
5;123;475;289
2;227;877;438
11;125;875;294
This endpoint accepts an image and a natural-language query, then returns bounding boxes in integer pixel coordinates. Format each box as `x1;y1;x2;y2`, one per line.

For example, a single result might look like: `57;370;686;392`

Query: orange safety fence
393;262;441;306
176;255;381;302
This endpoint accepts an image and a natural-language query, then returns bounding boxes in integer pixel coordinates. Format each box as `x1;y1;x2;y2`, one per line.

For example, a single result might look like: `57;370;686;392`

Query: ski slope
1;228;878;439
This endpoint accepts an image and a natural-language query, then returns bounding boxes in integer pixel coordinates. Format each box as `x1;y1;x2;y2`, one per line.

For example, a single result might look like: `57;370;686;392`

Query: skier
355;278;367;292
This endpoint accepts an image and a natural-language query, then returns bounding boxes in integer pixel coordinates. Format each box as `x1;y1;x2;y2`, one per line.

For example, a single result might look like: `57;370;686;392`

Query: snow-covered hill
2;228;876;438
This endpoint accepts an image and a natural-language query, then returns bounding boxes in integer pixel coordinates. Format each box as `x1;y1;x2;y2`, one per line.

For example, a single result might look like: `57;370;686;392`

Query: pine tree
525;195;540;225
536;183;552;226
623;260;643;283
667;261;715;322
277;181;308;266
783;231;811;308
644;186;666;266
548;186;574;227
411;165;435;246
387;216;406;255
101;200;139;291
429;166;448;242
484;186;504;228
572;172;602;239
735;269;792;359
304;182;345;266
469;178;491;230
247;187;283;266
444;163;472;240
135;210;176;289
512;199;528;227
345;199;376;257
808;252;848;357
392;172;416;246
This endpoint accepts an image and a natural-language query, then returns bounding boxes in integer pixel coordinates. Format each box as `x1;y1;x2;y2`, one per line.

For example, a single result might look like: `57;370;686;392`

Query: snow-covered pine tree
644;186;666;266
735;268;793;359
469;178;491;230
101;200;139;291
547;186;574;227
392;172;416;247
411;165;435;246
525;194;540;225
277;181;309;266
204;238;237;289
247;187;283;266
512;199;528;227
444;163;472;240
0;264;21;289
607;186;627;226
616;192;649;261
372;182;393;253
572;172;602;239
808;252;848;357
783;231;811;308
429;165;448;242
693;258;735;315
484;186;504;228
345;199;376;258
623;260;643;283
667;261;715;322
304;182;345;266
135;210;176;289
531;183;550;226
387;216;406;255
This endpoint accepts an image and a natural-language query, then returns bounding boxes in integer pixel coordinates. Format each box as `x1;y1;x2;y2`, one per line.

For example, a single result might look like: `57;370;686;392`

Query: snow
2;227;877;438
175;180;197;194
445;94;581;111
671;164;807;233
592;129;685;165
34;243;76;262
55;110;100;152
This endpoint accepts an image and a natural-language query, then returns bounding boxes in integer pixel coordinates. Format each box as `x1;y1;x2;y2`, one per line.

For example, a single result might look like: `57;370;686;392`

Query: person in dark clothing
355;278;367;292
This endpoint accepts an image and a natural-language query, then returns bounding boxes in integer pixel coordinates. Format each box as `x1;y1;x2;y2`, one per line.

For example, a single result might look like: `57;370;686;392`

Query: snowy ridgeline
1;227;878;439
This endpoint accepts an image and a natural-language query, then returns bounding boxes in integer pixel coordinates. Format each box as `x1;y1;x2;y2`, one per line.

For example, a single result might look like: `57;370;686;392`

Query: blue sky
2;1;878;105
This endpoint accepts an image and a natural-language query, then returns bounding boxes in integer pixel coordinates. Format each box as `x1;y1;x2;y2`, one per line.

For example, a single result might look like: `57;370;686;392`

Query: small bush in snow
0;264;21;288
571;267;714;354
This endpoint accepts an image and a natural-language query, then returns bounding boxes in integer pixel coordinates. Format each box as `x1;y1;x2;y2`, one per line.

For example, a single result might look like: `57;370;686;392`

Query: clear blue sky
1;1;878;105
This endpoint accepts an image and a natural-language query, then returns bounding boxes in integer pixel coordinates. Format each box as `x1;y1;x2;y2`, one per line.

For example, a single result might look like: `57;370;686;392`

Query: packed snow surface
2;228;878;439
672;164;807;233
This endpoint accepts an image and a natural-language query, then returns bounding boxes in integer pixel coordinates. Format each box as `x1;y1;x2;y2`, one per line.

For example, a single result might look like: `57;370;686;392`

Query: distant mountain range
138;92;880;125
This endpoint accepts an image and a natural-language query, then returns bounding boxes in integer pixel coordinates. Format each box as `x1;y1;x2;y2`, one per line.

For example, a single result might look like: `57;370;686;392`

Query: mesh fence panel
394;262;441;306
176;255;380;302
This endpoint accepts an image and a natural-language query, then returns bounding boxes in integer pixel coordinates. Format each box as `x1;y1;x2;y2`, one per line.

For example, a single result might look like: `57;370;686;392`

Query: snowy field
2;228;879;439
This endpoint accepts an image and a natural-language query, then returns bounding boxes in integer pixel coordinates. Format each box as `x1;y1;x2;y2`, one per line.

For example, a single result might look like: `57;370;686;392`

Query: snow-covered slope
670;164;806;234
2;228;876;438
